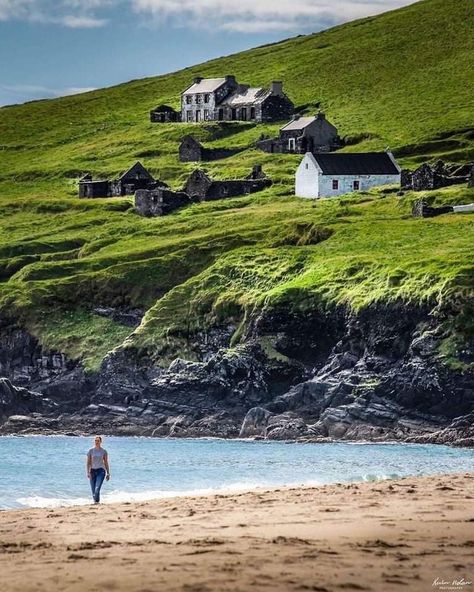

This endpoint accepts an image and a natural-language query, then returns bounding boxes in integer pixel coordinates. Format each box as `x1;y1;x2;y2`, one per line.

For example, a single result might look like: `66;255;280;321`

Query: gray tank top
88;447;107;469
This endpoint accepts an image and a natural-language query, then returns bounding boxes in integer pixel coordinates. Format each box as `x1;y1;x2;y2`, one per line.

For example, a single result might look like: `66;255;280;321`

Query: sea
0;436;473;510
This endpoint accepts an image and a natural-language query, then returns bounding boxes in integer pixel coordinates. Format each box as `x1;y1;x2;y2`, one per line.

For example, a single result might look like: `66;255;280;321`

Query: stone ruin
402;160;473;191
411;199;454;218
183;165;272;201
178;135;242;163
79;162;158;198
150;104;181;123
134;165;271;217
135;188;192;217
412;199;474;218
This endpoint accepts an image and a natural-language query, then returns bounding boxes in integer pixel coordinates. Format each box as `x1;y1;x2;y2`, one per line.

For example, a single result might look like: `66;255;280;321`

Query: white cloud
0;0;419;32
0;84;97;106
59;14;107;27
0;0;110;27
131;0;418;32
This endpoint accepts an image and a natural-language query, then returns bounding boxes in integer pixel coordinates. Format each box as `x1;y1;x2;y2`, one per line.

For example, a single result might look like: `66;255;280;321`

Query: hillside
0;0;473;442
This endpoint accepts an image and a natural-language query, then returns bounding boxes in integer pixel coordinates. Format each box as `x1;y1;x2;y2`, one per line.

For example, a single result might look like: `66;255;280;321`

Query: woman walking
86;436;110;504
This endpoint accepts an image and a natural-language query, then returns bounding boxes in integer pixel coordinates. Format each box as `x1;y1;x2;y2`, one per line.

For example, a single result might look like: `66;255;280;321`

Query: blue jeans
89;468;106;503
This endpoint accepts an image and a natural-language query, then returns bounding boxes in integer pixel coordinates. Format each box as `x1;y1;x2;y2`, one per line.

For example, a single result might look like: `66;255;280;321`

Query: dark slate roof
119;162;154;181
314;152;399;175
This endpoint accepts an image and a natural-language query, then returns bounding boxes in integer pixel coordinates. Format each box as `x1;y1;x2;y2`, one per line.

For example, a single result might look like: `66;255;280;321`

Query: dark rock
1;300;472;445
93;307;143;327
0;378;56;422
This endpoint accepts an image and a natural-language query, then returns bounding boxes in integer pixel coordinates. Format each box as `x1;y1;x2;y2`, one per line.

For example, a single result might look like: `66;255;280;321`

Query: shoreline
1;473;473;591
2;468;473;513
1;431;473;449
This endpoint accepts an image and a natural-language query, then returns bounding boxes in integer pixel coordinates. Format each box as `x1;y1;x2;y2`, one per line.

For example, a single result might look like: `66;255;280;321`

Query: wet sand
0;473;473;592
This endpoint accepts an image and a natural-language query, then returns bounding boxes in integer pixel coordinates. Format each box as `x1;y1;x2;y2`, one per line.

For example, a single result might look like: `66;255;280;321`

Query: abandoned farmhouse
79;162;161;198
295;152;401;198
150;75;294;124
258;112;340;154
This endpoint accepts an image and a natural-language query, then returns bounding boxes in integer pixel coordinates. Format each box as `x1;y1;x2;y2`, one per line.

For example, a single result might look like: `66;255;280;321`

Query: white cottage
295;152;401;198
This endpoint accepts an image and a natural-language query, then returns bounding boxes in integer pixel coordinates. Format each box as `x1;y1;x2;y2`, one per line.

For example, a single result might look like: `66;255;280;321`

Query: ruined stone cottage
150;104;181;123
79;162;158;198
134;165;272;217
184;165;272;201
135;188;192;217
181;76;294;123
402;160;473;191
178;135;241;163
257;112;340;154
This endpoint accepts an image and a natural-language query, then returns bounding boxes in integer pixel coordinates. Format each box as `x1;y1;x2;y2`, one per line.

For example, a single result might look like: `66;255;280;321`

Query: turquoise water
0;436;473;510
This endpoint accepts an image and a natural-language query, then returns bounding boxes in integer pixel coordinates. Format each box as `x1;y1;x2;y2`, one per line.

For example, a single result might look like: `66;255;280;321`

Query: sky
0;0;418;106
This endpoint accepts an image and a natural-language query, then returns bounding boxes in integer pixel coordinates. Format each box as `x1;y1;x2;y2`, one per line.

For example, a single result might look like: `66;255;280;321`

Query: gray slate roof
281;116;316;131
183;78;227;94
314;153;400;175
222;87;271;106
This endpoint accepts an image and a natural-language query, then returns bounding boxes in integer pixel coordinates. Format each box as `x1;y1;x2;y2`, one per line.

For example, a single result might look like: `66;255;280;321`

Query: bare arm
104;452;110;480
86;452;91;478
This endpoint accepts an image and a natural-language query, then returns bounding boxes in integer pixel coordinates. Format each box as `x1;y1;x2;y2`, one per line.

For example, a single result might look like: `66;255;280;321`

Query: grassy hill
0;0;473;371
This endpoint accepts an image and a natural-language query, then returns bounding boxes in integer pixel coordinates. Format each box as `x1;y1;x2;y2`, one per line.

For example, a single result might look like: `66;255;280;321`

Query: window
353;180;360;191
305;163;309;170
204;109;210;120
332;180;339;190
186;95;192;104
197;94;203;104
195;110;202;122
186;111;193;122
250;107;256;120
204;94;210;103
241;107;247;121
288;138;296;152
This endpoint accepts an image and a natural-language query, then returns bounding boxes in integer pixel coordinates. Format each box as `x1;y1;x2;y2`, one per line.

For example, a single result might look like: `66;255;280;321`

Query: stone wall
179;135;243;162
412;199;454;218
184;167;272;201
135;188;192;217
403;160;472;191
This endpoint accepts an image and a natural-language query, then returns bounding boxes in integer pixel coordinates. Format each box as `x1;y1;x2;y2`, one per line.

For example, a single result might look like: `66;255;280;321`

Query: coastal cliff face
1;301;472;446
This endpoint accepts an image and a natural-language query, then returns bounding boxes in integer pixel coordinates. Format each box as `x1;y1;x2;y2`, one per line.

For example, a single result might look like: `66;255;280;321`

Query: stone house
178;135;241;163
184;166;272;201
150;104;181;123
181;76;294;123
258;112;340;154
109;162;156;197
179;135;206;162
135;188;192;217
295;152;401;199
79;162;157;198
78;174;110;198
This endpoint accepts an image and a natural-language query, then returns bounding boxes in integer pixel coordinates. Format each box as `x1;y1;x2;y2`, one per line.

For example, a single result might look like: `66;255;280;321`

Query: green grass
0;0;473;371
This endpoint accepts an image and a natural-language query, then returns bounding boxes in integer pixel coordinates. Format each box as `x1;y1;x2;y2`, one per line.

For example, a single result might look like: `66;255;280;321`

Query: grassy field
0;0;473;371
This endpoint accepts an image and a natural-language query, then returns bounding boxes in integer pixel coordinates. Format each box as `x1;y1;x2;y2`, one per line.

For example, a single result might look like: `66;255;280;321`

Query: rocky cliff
1;301;472;446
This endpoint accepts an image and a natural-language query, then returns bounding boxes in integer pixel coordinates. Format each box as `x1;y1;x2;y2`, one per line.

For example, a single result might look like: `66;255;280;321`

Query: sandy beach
0;473;473;592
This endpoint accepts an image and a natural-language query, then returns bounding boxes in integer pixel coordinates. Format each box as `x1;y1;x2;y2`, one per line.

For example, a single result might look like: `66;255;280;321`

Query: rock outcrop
0;302;472;445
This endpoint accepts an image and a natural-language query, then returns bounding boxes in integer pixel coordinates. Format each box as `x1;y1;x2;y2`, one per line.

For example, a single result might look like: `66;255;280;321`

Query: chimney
270;81;283;96
316;110;326;120
193;76;203;84
293;114;301;121
225;75;236;85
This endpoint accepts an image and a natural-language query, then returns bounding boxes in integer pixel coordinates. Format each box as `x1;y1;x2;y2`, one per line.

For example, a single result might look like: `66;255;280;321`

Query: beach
0;473;473;592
